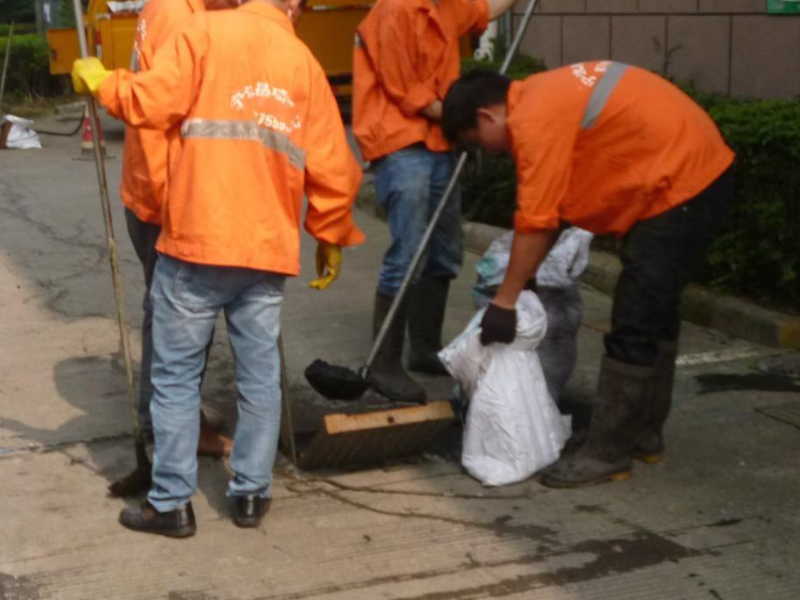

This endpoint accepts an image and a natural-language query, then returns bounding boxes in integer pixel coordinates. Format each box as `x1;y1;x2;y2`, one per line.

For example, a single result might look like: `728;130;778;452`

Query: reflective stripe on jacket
353;0;488;162
121;0;204;225
98;2;365;274
509;61;735;236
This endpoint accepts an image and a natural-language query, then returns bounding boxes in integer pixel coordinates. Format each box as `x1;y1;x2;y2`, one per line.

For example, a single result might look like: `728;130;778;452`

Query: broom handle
364;0;539;373
72;0;139;439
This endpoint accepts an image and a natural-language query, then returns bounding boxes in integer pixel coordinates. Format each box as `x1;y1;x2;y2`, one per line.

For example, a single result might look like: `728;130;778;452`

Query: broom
69;0;145;497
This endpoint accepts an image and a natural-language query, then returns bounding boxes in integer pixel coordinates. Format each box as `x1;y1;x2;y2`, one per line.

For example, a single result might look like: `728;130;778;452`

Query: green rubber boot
407;276;450;376
540;356;655;488
632;341;678;464
367;292;427;404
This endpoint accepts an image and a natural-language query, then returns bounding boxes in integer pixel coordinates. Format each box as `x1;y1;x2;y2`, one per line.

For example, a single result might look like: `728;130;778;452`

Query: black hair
442;69;512;143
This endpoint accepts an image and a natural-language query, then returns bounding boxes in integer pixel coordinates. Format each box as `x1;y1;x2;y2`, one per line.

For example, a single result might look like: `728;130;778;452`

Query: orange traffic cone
80;107;106;155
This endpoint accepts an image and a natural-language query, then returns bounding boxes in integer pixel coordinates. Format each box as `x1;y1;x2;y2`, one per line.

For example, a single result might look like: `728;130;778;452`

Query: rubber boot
407;276;450;375
632;341;678;464
107;438;153;498
557;398;592;456
539;356;655;488
367;292;427;404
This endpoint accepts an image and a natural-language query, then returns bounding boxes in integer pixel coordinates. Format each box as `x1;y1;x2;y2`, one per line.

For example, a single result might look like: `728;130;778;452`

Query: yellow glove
71;57;112;96
308;242;342;290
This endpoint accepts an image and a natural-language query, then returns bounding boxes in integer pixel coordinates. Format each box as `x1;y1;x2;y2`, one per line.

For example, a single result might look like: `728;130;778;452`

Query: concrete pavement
1;114;799;599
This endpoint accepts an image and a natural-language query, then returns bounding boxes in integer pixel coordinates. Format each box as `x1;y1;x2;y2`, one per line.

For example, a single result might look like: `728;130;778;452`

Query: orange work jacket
353;0;489;162
97;2;365;275
121;0;204;225
509;61;735;236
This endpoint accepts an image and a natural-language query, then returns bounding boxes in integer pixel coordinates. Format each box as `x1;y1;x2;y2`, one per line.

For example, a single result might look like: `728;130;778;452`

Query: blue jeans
147;255;285;512
124;209;216;440
374;145;463;296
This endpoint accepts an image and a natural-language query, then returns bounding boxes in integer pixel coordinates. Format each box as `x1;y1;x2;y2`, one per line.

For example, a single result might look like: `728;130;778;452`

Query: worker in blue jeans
147;258;285;519
353;0;518;403
372;145;463;399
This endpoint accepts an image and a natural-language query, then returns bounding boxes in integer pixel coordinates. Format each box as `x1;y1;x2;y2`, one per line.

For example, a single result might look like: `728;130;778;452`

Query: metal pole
0;22;14;111
364;0;539;374
71;0;139;439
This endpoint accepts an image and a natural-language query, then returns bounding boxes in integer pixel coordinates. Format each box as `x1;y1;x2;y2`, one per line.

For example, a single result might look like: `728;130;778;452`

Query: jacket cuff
96;70;121;118
316;224;366;248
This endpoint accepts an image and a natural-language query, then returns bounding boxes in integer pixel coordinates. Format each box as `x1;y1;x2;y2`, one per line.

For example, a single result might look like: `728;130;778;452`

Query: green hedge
459;57;800;308
699;95;800;307
0;33;65;100
0;0;36;23
0;23;37;36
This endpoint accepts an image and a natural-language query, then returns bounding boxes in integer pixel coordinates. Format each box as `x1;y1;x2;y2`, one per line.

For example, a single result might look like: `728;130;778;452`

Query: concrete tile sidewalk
1;116;799;599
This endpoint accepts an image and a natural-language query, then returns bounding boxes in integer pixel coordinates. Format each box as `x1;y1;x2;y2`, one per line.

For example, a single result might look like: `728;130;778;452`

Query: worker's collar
237;1;295;34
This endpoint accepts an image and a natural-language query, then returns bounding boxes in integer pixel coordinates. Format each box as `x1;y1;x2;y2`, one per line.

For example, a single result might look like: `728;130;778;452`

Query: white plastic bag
1;115;42;150
473;227;593;305
473;227;593;402
439;291;571;486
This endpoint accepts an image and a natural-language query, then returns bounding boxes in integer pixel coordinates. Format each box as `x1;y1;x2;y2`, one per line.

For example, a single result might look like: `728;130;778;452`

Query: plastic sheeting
1;115;42;150
474;227;593;301
107;1;146;13
439;291;571;486
473;227;593;402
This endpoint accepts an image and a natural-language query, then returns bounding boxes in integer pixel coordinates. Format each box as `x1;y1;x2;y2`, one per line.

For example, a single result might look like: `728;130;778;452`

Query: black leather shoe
233;495;271;528
119;500;196;538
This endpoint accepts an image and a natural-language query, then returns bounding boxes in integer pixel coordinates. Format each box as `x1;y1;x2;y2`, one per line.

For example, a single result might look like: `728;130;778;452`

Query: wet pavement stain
252;528;699;600
709;518;742;528
0;572;42;600
167;592;220;600
573;504;606;514
392;531;699;600
695;373;800;395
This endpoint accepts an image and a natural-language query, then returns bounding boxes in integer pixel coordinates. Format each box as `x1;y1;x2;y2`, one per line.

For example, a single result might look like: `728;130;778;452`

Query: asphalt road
1;111;798;600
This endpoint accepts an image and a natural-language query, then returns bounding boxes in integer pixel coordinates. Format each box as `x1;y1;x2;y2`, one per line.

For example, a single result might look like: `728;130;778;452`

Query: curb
356;182;800;350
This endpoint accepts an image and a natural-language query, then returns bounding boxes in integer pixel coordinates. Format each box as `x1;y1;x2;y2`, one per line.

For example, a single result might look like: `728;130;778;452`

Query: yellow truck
47;0;372;103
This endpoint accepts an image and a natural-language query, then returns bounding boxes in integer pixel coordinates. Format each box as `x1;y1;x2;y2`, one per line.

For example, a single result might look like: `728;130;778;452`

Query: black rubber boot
557;399;593;456
367;292;427;404
107;439;152;498
539;356;655;488
407;276;450;375
633;341;678;464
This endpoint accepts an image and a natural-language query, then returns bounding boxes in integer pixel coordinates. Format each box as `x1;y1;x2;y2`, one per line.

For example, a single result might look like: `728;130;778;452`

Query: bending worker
442;63;734;488
72;0;364;536
352;0;517;404
109;0;234;499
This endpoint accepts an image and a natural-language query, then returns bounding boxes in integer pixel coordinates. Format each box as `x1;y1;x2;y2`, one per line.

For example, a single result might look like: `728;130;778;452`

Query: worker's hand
421;100;443;121
479;302;517;346
308;242;342;290
71;57;112;96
